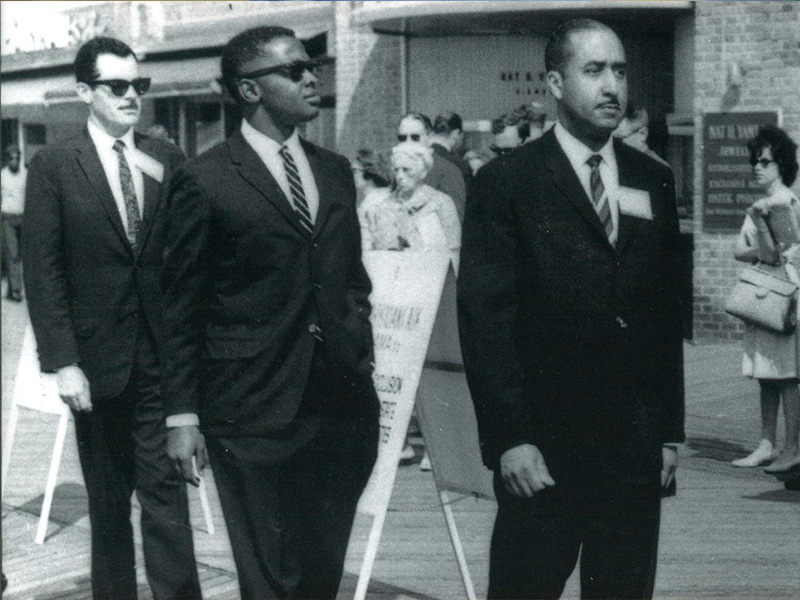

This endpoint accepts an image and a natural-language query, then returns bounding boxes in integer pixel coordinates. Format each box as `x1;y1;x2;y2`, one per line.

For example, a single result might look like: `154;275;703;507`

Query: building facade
2;0;798;343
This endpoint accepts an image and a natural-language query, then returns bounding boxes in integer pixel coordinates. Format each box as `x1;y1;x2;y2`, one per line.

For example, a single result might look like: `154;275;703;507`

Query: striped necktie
278;144;322;341
112;139;141;251
586;154;614;244
279;145;314;235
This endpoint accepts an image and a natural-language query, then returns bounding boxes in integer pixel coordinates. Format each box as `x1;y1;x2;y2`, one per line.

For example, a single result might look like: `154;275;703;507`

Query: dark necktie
279;145;314;235
112;139;141;251
586;154;614;244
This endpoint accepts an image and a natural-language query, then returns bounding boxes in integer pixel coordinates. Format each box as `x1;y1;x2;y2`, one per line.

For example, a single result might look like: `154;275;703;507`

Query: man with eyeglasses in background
22;37;201;600
490;107;533;158
160;26;379;598
397;112;467;219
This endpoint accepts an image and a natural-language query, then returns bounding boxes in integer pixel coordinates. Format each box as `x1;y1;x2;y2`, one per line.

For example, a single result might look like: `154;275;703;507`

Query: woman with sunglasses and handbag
732;125;800;476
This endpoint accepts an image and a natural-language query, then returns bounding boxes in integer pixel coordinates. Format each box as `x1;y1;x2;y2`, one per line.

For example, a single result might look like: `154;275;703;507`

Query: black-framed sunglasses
86;78;151;97
490;145;514;156
750;158;775;168
397;134;421;142
239;57;329;83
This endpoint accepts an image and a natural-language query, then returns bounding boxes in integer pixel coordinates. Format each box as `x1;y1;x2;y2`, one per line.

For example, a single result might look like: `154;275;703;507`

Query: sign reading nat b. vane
703;111;778;233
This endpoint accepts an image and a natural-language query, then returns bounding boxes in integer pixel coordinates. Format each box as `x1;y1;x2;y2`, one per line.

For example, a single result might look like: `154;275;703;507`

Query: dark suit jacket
160;131;378;438
425;151;467;222
23;129;185;400
458;129;685;470
432;142;472;191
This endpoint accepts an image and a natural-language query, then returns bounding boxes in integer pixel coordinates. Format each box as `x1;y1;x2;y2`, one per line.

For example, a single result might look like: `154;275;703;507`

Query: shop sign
703;111;778;232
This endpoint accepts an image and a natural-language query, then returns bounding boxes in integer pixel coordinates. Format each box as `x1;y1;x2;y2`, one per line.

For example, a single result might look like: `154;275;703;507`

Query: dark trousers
488;443;663;600
73;320;201;600
2;213;23;297
206;344;379;599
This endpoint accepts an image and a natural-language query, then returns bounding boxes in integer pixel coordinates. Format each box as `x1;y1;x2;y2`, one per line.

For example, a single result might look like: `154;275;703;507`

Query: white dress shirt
1;166;27;215
554;122;620;245
87;118;144;233
240;119;320;223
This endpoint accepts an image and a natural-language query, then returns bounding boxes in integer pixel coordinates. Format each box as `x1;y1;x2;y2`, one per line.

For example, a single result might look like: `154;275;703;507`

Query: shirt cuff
165;413;200;428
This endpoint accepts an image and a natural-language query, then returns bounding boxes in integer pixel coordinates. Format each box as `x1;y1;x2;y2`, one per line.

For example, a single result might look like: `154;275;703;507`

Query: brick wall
693;1;800;342
333;2;403;159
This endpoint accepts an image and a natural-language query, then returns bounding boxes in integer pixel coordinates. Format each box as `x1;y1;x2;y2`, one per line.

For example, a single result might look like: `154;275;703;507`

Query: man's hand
56;365;92;412
500;444;556;498
661;444;678;491
167;425;207;487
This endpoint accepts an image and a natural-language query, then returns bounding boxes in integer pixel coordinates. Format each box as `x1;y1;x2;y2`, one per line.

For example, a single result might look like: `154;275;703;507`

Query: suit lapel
228;132;309;238
134;134;164;255
543;130;613;250
73;130;132;254
301;139;332;239
614;140;644;256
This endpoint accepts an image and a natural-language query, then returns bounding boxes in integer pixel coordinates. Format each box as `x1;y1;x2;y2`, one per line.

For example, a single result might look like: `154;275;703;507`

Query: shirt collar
87;118;135;152
240;119;300;155
554;121;615;169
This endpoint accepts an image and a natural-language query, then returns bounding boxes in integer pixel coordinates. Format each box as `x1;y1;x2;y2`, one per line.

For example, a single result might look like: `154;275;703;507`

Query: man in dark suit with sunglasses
23;37;201;600
160;26;379;598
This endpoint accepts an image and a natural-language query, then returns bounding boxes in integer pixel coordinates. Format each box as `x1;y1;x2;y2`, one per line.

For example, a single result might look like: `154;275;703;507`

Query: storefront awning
353;0;693;36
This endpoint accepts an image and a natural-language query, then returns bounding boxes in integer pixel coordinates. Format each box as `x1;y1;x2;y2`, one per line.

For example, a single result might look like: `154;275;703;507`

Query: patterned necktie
112;139;141;251
278;144;322;341
586;154;614;244
279;145;314;235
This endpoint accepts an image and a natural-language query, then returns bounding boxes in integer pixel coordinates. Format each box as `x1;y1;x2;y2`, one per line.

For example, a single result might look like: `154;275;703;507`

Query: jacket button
616;316;628;328
315;283;322;291
308;324;317;333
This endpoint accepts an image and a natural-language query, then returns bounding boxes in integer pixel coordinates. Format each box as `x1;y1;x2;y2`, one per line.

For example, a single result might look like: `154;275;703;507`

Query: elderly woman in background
359;141;462;468
352;148;391;210
732;124;800;476
360;141;461;264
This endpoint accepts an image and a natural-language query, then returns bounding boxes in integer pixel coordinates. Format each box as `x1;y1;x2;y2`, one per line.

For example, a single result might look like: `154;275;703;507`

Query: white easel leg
354;509;388;600
35;412;69;544
439;489;477;600
2;403;20;498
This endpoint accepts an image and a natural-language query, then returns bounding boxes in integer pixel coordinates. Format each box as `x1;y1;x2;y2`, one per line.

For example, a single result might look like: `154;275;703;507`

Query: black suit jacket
458;129;685;470
160;132;377;437
23;129;185;399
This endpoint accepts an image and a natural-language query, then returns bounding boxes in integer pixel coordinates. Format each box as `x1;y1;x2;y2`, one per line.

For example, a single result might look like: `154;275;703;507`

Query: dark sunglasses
750;158;775;168
490;145;514;156
87;78;151;97
397;134;421;142
239;57;328;83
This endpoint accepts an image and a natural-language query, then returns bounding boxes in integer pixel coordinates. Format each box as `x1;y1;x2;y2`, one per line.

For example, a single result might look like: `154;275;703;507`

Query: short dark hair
399;112;433;133
354;148;390;188
74;37;136;83
433;112;463;135
491;110;531;141
747;124;799;187
221;26;296;104
545;19;614;75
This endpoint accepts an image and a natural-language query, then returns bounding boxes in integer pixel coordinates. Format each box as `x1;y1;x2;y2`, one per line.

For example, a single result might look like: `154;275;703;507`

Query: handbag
725;263;798;334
